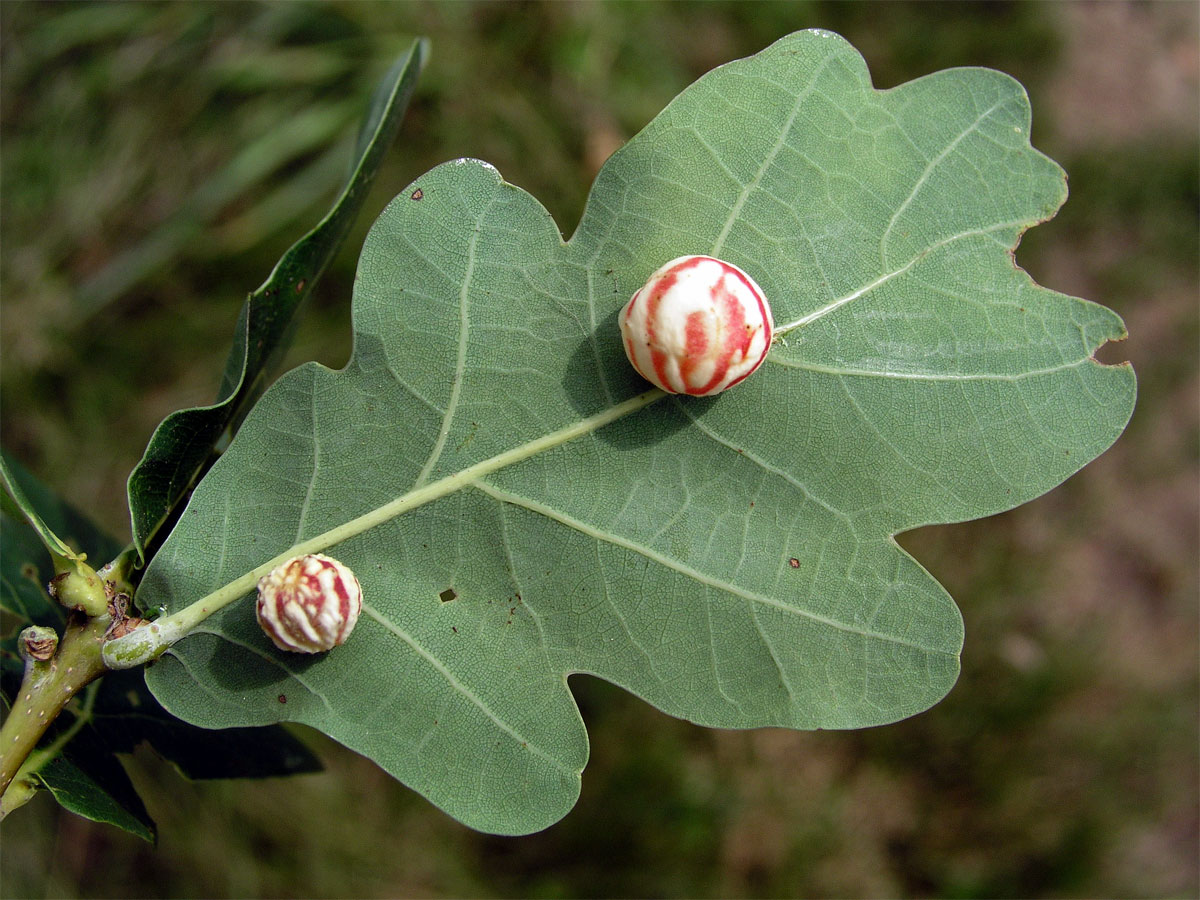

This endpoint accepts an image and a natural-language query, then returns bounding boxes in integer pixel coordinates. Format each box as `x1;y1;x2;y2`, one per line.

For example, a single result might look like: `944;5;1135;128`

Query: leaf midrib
163;388;669;638
774;219;1023;336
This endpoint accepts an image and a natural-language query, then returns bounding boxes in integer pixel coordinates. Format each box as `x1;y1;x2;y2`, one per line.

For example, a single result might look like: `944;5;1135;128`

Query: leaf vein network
878;98;1007;265
294;386;322;544
711;52;836;257
584;267;614;405
359;602;572;773
491;501;559;675
769;357;1093;382
835;375;949;490
591;534;661;676
473;481;946;654
702;592;744;711
676;403;853;529
378;361;443;415
749;602;799;706
168;629;337;718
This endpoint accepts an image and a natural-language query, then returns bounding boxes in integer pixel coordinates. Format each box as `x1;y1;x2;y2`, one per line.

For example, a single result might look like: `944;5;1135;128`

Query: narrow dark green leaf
126;38;428;561
0;451;122;624
0;452;109;573
0;513;63;625
35;725;157;844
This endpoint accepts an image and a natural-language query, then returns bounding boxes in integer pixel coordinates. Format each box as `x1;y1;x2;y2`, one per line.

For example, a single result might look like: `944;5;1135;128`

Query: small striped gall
619;255;774;396
256;554;362;653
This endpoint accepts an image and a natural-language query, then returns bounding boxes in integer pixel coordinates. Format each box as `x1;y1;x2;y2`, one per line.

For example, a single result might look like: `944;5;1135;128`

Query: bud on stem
48;562;108;618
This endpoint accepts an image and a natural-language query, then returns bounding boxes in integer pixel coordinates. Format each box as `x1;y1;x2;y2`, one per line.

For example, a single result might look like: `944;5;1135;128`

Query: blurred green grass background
1;2;1196;897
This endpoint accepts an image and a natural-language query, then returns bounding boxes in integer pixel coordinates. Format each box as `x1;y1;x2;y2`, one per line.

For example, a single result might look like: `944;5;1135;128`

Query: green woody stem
0;615;110;804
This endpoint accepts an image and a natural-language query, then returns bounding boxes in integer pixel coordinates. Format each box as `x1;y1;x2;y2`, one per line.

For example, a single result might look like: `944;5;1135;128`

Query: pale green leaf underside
139;30;1135;834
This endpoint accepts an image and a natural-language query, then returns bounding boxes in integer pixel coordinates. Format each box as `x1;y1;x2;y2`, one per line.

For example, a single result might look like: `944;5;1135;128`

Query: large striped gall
619;255;774;396
256;553;362;653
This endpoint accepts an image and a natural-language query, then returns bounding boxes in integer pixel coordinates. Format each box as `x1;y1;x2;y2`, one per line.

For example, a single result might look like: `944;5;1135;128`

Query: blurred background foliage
0;2;1196;897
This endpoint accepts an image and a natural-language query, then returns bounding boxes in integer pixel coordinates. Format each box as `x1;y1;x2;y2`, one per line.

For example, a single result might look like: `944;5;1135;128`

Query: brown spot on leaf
788;558;801;569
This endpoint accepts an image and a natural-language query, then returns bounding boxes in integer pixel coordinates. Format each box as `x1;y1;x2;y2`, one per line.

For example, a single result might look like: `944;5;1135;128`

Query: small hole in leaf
439;588;457;603
788;558;801;569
